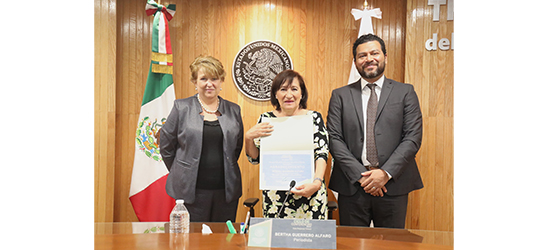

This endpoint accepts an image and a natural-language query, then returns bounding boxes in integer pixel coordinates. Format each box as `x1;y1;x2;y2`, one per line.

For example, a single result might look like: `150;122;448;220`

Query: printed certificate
260;114;314;190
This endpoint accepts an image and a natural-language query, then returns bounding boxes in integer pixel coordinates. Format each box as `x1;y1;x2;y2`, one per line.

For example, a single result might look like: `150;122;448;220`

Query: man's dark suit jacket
327;78;423;197
160;95;244;204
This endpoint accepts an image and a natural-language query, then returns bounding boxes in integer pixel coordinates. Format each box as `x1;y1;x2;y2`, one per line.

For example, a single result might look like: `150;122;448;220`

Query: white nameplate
248;218;336;249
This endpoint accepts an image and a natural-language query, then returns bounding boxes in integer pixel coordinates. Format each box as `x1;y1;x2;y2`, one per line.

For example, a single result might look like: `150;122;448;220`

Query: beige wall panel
405;0;453;231
94;0;117;222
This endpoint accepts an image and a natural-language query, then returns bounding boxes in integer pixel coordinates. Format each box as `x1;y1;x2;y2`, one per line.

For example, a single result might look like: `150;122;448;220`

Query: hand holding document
260;114;314;190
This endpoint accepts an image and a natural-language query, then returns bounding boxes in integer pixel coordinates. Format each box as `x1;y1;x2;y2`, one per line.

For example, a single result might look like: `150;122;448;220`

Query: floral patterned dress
247;110;329;219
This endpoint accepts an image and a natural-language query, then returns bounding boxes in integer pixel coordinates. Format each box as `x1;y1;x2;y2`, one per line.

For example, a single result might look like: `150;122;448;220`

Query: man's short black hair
352;34;387;60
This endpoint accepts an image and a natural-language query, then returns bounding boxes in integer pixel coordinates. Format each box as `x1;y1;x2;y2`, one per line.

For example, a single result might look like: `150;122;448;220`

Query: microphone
276;180;296;218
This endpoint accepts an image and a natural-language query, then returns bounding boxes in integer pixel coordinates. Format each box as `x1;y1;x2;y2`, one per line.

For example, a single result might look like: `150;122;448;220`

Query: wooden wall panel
113;0;155;222
405;0;454;231
94;0;117;223
94;0;454;232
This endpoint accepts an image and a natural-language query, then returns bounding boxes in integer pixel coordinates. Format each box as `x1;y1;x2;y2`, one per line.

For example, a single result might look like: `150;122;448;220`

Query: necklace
197;95;219;114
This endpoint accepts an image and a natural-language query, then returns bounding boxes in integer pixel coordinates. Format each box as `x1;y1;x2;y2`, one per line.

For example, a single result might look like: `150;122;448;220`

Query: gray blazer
327;78;423;196
160;95;244;204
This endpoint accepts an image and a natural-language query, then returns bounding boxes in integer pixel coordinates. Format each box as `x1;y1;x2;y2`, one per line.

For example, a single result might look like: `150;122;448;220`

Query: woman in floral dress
245;70;329;219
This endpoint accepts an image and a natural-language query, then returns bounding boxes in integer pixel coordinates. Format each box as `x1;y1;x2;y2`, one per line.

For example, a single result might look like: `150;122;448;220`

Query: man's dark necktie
366;83;379;167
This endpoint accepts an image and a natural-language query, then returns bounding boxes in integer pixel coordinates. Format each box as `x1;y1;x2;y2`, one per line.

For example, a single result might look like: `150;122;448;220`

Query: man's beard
358;61;386;80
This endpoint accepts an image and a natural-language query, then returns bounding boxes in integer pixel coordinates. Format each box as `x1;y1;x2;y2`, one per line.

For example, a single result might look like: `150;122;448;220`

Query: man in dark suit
327;34;423;228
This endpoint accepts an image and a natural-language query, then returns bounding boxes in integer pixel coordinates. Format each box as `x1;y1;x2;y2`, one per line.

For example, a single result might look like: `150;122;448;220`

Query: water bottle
169;199;189;233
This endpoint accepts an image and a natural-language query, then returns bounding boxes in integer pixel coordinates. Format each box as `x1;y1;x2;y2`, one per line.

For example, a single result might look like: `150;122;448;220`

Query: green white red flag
129;0;176;222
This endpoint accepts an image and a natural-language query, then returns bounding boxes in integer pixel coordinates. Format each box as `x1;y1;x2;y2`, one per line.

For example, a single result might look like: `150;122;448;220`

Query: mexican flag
129;0;176;222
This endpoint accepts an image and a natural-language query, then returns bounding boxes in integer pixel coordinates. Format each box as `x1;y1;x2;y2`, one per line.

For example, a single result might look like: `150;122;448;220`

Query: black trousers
338;186;408;228
185;189;238;223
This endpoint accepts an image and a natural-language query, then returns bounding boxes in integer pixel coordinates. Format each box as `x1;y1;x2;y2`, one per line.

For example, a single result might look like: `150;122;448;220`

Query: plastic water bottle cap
176;199;184;204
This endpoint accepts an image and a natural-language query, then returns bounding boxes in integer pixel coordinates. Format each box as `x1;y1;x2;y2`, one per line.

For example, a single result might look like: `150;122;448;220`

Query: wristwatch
313;177;323;183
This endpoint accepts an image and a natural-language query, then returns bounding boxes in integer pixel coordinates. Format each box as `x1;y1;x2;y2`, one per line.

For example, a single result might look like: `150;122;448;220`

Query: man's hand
358;169;389;196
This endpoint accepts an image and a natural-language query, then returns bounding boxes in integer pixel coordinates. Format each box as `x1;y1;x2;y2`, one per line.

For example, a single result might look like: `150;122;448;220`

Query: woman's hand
290;180;322;198
245;122;274;140
244;122;274;160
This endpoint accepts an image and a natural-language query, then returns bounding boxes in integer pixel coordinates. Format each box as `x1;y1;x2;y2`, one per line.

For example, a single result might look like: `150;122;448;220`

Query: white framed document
260;114;314;190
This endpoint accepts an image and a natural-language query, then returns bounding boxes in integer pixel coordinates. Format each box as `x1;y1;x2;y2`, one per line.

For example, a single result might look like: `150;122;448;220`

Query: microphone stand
276;180;296;219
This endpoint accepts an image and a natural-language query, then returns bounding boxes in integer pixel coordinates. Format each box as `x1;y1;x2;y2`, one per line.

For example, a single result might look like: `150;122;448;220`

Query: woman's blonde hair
189;55;226;83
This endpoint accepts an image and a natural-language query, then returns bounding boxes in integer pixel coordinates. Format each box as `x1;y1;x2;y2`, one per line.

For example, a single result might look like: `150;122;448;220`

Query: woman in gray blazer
159;56;244;222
